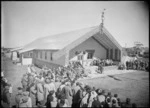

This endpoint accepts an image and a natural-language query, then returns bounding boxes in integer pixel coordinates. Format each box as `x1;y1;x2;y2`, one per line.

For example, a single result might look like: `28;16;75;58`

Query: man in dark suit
61;82;73;107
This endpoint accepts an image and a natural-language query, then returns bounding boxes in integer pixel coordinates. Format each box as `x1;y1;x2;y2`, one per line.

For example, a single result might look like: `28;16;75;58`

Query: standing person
15;87;23;108
21;74;28;91
124;98;132;108
29;83;37;107
27;65;31;74
105;97;112;108
36;78;44;107
87;86;96;107
19;91;32;108
44;78;56;101
2;83;11;108
97;89;106;107
8;83;12;97
27;73;34;91
57;94;69;107
31;64;36;73
91;96;101;108
61;82;73;107
111;94;119;104
72;82;80;107
46;90;57;108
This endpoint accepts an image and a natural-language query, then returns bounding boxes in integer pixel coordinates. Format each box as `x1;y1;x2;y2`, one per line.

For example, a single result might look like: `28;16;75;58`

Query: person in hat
80;88;89;107
36;78;44;106
19;91;32;107
111;94;118;104
72;82;81;107
2;83;11;108
27;73;35;91
97;89;106;104
61;82;73;107
15;87;23;108
7;83;13;97
44;78;56;101
27;65;31;74
21;74;28;91
57;94;69;107
31;64;36;73
29;83;37;107
112;99;118;107
91;95;101;108
124;98;132;108
46;90;57;108
87;87;96;107
105;97;112;108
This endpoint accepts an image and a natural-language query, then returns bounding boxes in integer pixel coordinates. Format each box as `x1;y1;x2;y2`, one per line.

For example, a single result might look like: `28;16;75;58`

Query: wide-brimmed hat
23;91;29;96
17;88;23;94
97;89;103;94
78;82;84;89
45;77;51;84
22;91;29;103
65;82;71;86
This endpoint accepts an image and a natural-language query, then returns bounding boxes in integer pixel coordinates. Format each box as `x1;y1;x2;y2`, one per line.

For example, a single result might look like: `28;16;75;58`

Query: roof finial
100;8;106;34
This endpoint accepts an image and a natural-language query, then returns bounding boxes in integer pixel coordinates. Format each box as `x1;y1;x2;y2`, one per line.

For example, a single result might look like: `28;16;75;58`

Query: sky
1;1;149;48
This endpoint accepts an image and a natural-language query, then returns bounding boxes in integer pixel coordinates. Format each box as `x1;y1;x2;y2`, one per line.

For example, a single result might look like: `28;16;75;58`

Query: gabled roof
20;26;97;52
10;46;23;52
20;25;122;57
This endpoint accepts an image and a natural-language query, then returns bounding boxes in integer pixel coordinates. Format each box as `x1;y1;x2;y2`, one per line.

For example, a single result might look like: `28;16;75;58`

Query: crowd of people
126;60;149;71
91;59;114;67
118;60;149;71
1;63;138;108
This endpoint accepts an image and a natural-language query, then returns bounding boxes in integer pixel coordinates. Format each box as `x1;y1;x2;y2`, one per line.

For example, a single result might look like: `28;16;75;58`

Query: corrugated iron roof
20;25;122;54
20;26;97;52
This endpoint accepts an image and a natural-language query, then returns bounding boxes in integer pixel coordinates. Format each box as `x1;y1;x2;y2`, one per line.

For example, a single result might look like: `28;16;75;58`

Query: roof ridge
40;25;98;39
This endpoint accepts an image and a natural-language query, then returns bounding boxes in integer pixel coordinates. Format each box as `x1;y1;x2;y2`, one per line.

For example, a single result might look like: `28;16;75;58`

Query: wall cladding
33;58;61;69
69;37;107;60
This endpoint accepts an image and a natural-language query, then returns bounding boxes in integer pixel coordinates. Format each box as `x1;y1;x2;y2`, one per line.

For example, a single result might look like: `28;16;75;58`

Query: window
45;51;47;59
87;52;93;59
30;53;32;57
50;52;53;61
110;49;113;59
107;49;109;59
115;49;118;60
36;52;38;58
118;50;121;61
17;52;20;58
40;51;42;59
78;55;83;60
86;50;95;59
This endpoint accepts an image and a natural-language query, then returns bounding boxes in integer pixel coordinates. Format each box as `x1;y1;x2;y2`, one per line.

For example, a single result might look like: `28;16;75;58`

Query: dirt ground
1;56;149;107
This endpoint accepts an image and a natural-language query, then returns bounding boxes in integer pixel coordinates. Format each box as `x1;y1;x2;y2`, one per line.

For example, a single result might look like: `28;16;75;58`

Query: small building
10;47;23;61
19;25;122;68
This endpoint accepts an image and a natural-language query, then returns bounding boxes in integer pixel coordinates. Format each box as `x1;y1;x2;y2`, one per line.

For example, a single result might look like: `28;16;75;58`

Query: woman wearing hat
2;83;11;108
36;78;44;107
15;87;23;108
21;74;28;92
29;83;37;107
44;77;56;100
19;91;32;107
61;82;73;107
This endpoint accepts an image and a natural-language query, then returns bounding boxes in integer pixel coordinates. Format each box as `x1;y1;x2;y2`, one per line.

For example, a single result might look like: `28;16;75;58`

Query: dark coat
2;88;11;106
91;100;101;108
61;85;73;106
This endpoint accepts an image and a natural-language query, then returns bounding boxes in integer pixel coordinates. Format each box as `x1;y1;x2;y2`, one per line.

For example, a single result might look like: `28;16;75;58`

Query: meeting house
18;25;122;68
